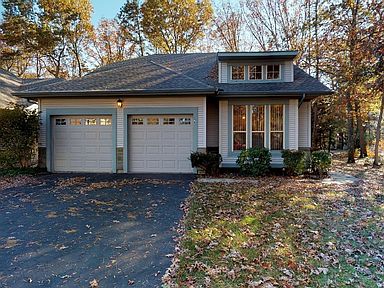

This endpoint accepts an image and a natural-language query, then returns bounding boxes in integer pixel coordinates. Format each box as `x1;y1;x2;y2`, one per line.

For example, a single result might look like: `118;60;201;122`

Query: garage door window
179;118;191;125
132;118;144;125
163;118;175;125
147;117;159;125
55;118;66;126
85;118;97;126
100;118;112;126
70;118;82;126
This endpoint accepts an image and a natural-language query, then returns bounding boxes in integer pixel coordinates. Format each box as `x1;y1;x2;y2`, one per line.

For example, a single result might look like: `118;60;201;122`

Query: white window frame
248;65;263;81
250;105;266;148
232;105;248;151
266;64;281;80
230;65;245;81
269;104;285;150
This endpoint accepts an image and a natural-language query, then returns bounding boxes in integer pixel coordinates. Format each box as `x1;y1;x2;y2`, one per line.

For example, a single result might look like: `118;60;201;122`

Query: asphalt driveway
0;174;193;288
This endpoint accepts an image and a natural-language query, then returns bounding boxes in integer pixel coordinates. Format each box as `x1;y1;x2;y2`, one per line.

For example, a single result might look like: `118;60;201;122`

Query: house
14;51;331;173
0;68;63;109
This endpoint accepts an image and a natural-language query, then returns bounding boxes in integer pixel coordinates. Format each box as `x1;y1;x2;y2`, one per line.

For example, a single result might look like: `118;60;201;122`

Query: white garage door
52;115;113;172
129;115;193;173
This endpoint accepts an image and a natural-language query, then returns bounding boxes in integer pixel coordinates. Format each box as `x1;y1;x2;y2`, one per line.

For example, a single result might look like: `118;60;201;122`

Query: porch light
117;99;123;108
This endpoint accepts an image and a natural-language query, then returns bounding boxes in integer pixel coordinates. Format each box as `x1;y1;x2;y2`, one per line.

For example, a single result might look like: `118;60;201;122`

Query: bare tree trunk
355;100;367;158
346;91;356;163
373;94;384;167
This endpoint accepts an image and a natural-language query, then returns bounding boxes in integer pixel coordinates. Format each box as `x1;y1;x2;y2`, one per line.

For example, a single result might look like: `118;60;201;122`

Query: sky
0;0;127;25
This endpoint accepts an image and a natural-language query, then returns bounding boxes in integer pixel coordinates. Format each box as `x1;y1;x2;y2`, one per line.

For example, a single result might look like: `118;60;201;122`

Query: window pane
70;118;82;126
147;117;159;125
231;65;244;80
100;118;112;126
252;105;264;131
179;118;191;125
249;65;262;80
233;132;246;150
252;132;264;148
271;132;283;150
132;118;144;125
55;118;66;126
267;64;280;79
85;118;97;126
163;118;175;125
270;105;284;131
233;105;246;131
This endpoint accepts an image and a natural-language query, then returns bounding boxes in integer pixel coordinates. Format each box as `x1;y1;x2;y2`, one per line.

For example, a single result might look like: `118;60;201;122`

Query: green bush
190;151;222;176
311;150;332;176
281;149;306;175
236;147;271;176
0;105;40;168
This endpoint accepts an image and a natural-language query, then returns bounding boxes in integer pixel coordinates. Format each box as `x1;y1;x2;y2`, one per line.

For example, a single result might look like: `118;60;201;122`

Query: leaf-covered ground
163;158;384;287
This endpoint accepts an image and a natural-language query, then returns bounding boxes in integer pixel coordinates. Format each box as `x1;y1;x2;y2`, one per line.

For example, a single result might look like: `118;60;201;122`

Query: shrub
311;150;332;177
190;151;222;176
281;149;306;175
0;105;39;168
236;147;271;176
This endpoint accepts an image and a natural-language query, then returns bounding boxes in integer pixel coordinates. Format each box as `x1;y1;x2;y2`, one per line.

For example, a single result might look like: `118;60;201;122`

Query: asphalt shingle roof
16;53;332;97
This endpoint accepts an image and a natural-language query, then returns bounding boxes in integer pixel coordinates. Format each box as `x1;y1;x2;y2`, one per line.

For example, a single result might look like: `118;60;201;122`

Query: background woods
0;0;383;165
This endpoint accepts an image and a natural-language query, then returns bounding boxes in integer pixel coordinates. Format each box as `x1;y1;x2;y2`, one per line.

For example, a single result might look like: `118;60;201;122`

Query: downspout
299;93;306;107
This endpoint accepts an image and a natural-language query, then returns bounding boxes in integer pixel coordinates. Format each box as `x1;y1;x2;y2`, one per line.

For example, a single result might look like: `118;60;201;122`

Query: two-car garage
51;114;194;173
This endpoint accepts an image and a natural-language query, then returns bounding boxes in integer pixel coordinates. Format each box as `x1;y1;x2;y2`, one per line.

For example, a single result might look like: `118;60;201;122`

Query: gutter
298;93;306;107
13;88;217;98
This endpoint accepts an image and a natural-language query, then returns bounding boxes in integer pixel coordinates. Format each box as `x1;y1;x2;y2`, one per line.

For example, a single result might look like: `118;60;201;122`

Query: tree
37;0;93;78
141;0;213;53
87;19;136;67
118;0;146;56
0;0;39;76
213;2;244;52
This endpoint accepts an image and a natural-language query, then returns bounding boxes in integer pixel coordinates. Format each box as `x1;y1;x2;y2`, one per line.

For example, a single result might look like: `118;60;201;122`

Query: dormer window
266;65;280;80
231;65;245;80
249;65;263;80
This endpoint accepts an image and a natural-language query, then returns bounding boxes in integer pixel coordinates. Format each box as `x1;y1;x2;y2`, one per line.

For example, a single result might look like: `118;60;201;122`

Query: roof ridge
148;60;215;89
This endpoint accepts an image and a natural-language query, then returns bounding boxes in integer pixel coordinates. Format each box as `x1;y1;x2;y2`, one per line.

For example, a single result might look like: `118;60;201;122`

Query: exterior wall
206;98;219;149
288;99;299;150
39;96;206;148
218;60;294;83
298;101;311;149
219;98;299;168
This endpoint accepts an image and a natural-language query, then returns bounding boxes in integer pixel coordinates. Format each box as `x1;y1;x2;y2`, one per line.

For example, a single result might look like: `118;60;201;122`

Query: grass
163;159;384;287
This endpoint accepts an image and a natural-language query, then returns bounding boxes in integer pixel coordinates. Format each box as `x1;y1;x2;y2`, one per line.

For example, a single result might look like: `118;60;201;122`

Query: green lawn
163;162;384;287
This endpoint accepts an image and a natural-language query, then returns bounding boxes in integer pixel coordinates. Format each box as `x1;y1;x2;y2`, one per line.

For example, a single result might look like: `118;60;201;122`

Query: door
129;115;193;173
52;115;113;172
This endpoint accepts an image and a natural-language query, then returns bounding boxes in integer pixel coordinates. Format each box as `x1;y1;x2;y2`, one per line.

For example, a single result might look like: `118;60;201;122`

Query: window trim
248;65;263;81
266;64;281;80
230;65;245;81
269;104;285;150
232;105;247;151
250;105;266;148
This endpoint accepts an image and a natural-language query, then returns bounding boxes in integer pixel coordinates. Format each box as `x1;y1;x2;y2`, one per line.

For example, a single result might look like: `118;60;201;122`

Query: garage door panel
129;115;193;173
53;115;113;172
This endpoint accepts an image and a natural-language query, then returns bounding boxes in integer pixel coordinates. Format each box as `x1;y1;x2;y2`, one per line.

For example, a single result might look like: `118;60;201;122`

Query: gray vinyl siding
206;98;219;148
298;101;311;148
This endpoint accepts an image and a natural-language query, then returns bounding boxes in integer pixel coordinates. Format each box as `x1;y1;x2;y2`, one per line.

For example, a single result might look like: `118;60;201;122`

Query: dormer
217;51;297;84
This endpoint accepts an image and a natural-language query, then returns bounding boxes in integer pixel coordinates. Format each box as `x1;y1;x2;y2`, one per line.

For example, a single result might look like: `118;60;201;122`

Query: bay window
232;105;246;150
270;104;284;150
